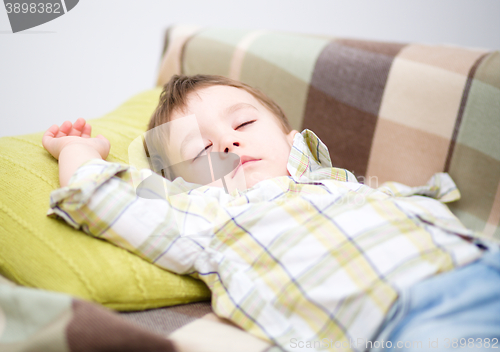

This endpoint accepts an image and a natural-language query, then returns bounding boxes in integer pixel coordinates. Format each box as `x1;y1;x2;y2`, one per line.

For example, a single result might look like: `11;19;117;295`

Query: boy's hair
148;74;292;133
144;74;292;180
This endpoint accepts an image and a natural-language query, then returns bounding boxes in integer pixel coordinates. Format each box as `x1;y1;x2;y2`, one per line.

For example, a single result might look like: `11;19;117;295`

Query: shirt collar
287;129;357;183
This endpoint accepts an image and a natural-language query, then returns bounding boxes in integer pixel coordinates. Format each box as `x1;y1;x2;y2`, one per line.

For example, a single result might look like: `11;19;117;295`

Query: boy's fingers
42;124;59;147
82;122;92;138
43;124;59;138
56;121;72;137
42;125;59;150
68;118;83;136
96;134;111;147
70;118;86;136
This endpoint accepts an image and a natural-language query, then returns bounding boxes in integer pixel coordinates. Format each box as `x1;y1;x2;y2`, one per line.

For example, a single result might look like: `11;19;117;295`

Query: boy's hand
42;118;110;160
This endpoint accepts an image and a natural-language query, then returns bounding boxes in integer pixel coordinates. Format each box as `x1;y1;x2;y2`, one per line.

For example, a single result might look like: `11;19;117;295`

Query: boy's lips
231;155;261;178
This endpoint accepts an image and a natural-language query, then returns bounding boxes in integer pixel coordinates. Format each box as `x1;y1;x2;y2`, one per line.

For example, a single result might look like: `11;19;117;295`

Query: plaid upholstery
156;26;500;241
1;273;274;352
0;275;178;352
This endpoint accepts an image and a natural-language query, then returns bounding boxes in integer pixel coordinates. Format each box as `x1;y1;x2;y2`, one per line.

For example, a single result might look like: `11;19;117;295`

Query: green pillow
0;88;211;311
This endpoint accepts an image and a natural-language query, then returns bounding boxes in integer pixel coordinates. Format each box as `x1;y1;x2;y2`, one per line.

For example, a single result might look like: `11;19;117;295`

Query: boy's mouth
231;156;260;178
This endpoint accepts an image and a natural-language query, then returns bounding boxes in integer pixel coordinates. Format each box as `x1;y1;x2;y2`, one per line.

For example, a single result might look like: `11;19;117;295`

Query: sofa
0;25;499;351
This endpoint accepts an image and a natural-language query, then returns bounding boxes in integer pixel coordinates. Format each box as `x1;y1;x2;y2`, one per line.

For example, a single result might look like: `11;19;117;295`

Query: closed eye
237;120;255;129
194;144;212;160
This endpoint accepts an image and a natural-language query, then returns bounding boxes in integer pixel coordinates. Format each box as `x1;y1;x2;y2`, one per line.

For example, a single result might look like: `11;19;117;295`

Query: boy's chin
244;172;269;188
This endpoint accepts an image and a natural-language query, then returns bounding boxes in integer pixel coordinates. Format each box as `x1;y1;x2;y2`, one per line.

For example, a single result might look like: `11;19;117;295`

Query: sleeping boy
43;75;500;352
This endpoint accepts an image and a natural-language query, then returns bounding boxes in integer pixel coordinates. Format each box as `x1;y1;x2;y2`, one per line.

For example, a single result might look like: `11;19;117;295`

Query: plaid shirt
48;129;492;352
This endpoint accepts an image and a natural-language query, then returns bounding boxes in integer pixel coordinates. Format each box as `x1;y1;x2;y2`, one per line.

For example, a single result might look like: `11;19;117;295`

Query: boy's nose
224;141;240;153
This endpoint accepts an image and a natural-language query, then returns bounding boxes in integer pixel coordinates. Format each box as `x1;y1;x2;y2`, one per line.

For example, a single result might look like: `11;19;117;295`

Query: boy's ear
287;129;299;145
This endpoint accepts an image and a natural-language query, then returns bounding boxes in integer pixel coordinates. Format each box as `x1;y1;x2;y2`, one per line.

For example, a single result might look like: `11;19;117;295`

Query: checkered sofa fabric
156;26;500;240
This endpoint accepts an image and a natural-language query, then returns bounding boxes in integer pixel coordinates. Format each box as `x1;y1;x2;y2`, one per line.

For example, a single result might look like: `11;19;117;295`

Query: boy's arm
57;143;104;187
49;160;206;274
43;119;211;275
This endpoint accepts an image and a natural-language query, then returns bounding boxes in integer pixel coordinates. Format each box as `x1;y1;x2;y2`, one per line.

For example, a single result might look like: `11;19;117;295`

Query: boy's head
146;74;298;190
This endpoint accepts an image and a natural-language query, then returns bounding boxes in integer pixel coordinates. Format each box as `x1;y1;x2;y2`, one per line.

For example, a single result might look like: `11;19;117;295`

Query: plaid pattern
47;129;490;352
156;26;500;241
0;275;178;352
1;273;274;352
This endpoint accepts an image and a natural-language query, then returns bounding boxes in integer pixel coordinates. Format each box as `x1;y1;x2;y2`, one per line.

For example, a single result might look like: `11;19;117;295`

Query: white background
1;0;499;137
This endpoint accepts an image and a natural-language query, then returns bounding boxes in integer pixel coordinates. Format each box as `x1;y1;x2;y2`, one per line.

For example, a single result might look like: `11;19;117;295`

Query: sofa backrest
156;25;500;241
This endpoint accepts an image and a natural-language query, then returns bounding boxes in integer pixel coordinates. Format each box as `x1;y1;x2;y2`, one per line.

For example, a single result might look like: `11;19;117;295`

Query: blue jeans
370;249;500;352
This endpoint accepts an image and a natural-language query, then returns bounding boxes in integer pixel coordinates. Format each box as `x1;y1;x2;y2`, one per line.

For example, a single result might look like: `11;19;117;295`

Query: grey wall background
1;0;499;138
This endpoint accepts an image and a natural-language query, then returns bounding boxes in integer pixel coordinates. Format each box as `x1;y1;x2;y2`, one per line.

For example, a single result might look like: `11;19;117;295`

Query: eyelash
194;120;255;160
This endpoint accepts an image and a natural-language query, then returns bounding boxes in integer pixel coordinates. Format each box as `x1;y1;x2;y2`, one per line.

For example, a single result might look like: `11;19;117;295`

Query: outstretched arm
42;118;110;187
44;118;213;275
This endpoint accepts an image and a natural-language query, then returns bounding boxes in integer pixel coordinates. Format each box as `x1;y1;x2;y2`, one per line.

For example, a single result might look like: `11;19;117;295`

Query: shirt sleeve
377;172;461;203
381;173;500;251
47;159;218;275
